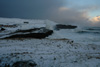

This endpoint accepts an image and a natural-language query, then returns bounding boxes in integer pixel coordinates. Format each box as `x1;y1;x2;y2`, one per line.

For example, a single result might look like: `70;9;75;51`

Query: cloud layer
0;0;100;27
0;0;65;19
90;16;100;26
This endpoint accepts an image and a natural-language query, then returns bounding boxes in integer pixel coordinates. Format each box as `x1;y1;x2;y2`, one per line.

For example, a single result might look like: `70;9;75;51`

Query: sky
0;0;100;26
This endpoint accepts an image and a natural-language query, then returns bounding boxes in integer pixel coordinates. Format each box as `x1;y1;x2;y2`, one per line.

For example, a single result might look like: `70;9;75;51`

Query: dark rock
4;27;53;39
4;64;10;67
0;24;17;28
24;22;29;24
0;27;5;31
55;24;77;30
12;60;37;67
15;28;40;33
54;57;56;60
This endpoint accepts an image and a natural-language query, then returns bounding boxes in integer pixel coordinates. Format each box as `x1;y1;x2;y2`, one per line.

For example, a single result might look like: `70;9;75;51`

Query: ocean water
48;26;100;44
68;27;100;43
76;27;100;42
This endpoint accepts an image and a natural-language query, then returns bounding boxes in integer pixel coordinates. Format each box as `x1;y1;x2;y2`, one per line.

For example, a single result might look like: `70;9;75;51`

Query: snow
0;17;100;44
0;39;100;67
0;17;100;67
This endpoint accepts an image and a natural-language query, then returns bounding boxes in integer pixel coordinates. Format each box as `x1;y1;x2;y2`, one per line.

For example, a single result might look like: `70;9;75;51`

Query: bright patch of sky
65;0;100;18
89;9;100;18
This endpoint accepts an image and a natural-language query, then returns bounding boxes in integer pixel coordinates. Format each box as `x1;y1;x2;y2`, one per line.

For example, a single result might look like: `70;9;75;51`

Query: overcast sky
0;0;100;26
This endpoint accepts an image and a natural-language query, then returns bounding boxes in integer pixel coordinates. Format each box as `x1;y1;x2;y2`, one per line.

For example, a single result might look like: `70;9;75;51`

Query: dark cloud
0;0;99;27
0;0;65;19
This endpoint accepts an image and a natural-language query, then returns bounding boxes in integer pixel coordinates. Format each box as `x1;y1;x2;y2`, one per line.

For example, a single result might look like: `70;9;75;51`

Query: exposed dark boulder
0;27;5;31
4;27;53;39
0;24;17;28
55;24;77;30
12;60;37;67
24;22;29;24
14;29;38;33
4;64;10;67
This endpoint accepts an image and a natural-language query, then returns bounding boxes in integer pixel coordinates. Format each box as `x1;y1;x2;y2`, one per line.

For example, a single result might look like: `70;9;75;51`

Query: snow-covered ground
0;39;100;67
0;17;100;67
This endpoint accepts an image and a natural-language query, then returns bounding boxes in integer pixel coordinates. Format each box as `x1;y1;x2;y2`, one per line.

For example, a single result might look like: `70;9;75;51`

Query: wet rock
55;24;77;30
4;64;10;67
12;60;37;67
4;27;53;39
0;27;5;31
0;24;17;28
24;22;29;24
